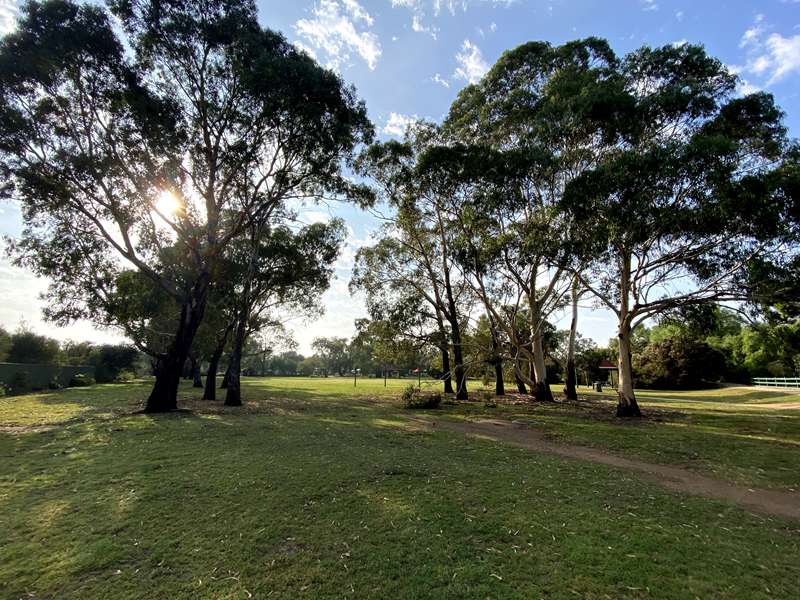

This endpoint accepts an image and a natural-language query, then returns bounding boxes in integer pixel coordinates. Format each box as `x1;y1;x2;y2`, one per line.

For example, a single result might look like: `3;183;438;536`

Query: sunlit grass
1;378;799;598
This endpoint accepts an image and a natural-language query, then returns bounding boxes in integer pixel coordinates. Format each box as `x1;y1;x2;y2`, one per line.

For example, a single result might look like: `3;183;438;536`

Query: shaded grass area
1;378;799;598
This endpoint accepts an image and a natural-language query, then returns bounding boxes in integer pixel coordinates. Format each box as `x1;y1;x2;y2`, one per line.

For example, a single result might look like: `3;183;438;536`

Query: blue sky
0;0;799;354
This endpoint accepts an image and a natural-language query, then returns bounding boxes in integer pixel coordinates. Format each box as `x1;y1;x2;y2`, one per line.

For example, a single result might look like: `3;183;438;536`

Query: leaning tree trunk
145;276;209;413
514;368;528;395
531;329;554;403
220;363;231;389
564;278;579;401
441;346;454;394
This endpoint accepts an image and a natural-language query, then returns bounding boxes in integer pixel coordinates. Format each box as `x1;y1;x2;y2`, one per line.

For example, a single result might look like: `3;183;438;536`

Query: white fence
752;377;800;389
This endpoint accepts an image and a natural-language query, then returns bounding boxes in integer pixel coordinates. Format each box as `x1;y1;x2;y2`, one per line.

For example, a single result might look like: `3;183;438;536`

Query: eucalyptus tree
0;0;372;412
224;221;344;405
354;127;473;399
563;44;796;416
431;39;622;402
351;236;457;394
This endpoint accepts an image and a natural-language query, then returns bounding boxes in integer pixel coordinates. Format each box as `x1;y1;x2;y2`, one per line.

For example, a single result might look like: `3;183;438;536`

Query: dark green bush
91;344;140;383
69;374;96;387
48;378;62;390
634;337;727;389
10;371;30;394
402;385;442;409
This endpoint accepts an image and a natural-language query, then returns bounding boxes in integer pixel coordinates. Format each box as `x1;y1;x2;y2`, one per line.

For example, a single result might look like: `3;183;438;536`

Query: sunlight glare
154;190;183;218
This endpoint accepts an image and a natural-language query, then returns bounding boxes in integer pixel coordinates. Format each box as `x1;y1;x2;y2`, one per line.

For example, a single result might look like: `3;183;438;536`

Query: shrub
634;337;726;389
48;378;62;390
114;370;135;383
69;374;96;387
402;385;442;409
10;371;30;394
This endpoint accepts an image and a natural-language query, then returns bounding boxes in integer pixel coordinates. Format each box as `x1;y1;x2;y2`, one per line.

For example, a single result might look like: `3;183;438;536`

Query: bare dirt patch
428;417;800;521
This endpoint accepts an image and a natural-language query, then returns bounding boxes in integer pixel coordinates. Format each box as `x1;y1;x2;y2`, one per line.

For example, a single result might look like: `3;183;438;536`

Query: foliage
6;325;60;365
114;370;135;383
633;337;727;389
401;384;442;409
68;373;95;387
0;326;10;362
0;0;373;411
90;345;141;383
311;337;352;376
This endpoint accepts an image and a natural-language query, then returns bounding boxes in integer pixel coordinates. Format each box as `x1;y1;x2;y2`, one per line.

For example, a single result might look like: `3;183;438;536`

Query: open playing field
1;377;799;599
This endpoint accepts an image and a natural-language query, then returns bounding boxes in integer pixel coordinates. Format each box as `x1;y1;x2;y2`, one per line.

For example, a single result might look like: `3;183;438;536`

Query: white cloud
740;14;766;48
382;112;418;137
738;15;800;85
453;39;488;84
762;33;800;82
675;10;684;21
295;0;382;71
431;72;450;88
391;1;512;35
641;0;658;11
0;0;18;35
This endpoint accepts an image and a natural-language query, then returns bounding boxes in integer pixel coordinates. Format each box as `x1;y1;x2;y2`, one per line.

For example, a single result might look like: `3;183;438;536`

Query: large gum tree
436;39;623;402
563;44;795;417
0;0;372;411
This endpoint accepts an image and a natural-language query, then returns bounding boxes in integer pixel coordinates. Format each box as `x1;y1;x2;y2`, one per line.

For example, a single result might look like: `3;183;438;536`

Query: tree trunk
564;278;579;401
616;317;642;417
450;323;468;400
191;355;203;388
514;369;528;394
204;346;222;400
220;363;230;389
224;311;248;407
531;329;554;402
493;360;505;396
145;277;209;413
616;252;642;418
485;315;505;396
441;346;454;394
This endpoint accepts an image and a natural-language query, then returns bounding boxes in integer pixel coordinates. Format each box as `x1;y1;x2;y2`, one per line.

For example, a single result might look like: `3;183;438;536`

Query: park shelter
598;359;618;388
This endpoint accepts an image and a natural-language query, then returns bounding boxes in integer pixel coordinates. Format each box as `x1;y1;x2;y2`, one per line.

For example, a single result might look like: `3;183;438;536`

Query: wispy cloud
453;39;489;84
431;72;450;88
295;0;382;71
738;14;800;85
382;112;418;137
391;0;513;35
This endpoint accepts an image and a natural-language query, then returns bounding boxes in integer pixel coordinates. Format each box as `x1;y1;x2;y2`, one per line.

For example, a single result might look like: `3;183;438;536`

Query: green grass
1;377;799;599
446;384;800;491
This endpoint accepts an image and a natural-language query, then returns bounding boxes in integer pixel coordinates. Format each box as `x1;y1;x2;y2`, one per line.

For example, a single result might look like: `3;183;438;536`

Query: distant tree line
0;323;141;384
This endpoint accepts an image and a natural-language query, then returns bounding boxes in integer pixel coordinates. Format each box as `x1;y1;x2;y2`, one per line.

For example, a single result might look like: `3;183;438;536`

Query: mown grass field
1;377;799;599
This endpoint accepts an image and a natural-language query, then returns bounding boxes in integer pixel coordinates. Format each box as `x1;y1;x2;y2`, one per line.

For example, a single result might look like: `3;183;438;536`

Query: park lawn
446;384;800;492
0;378;799;599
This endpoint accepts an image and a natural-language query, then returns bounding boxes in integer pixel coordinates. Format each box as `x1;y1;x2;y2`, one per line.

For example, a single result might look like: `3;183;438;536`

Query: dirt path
429;418;800;521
